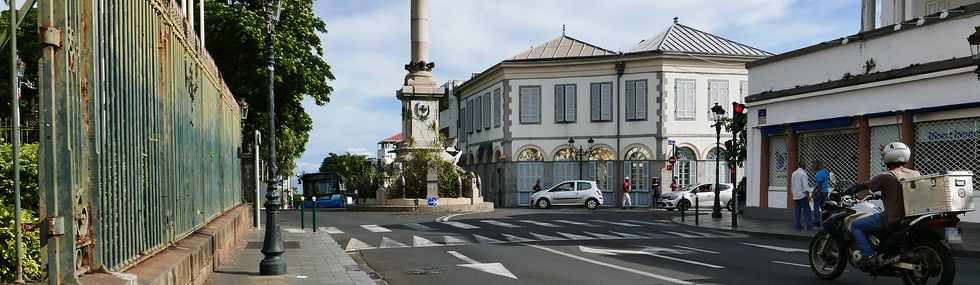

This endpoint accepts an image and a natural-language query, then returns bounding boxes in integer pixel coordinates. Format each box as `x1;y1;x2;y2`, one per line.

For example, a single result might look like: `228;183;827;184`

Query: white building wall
750;15;980;95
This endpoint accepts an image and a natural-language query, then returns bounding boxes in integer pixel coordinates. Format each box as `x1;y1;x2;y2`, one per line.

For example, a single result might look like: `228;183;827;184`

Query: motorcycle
808;187;960;285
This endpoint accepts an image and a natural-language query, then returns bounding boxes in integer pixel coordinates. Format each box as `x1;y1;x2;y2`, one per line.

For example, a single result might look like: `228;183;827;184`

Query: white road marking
448;251;518;279
595;220;642;227
771;261;810;268
444;235;471;245
344;238;375;252
674;245;719;254
473;234;505;244
683;230;716;237
519;220;560;227
528;244;693;285
481;220;522;228
530;232;565;241
437;212;475;222
584;232;624;239
624;219;676;226
664;231;701;238
413;236;442;247
284;228;306;234
321;227;344;234
442;221;480;229
557;232;595;240
404;223;435;231
379;237;409;248
611;231;648;239
554;219;592;226
741;242;808;253
579;246;724;269
501;233;536;243
361;225;392;233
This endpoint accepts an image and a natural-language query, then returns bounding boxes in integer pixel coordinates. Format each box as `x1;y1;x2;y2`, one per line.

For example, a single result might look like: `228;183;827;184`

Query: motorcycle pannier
901;171;975;217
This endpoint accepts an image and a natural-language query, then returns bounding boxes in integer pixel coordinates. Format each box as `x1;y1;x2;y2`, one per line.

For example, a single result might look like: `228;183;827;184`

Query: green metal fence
39;0;242;281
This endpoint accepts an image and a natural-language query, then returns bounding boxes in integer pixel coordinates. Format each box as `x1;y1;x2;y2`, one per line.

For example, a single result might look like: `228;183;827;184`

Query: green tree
0;8;41;123
0;143;40;282
319;153;377;197
204;0;334;178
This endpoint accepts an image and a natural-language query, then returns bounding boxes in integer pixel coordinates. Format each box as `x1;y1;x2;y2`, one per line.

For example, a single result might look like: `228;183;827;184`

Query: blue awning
792;117;852;132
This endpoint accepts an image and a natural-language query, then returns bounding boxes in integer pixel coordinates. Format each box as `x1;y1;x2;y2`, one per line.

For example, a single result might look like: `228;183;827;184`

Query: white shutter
555;85;565;122
520;86;541;124
740;80;748;102
675;79;695;119
483;93;490;129
531;88;541;123
520;88;532;123
636;81;647;120
600;83;612;121
466;100;474;132
590;84;600;121
709;80;729;113
564;85;576;122
625;82;636;120
494;89;501;127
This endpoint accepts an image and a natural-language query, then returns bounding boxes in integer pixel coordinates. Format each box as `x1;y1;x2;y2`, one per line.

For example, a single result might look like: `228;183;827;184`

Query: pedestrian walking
791;161;813;230
670;177;679;192
532;179;541;192
736;176;747;214
812;161;830;227
622;177;633;209
652;177;662;209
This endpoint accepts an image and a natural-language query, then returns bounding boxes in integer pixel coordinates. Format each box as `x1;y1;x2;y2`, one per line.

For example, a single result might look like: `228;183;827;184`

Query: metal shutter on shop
915;117;980;192
797;129;859;188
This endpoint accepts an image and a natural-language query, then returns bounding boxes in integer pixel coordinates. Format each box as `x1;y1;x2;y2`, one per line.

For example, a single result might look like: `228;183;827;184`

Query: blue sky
295;0;862;173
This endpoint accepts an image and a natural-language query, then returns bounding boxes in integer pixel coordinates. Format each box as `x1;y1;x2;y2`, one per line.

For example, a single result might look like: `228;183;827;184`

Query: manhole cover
407;267;443;275
245;241;301;249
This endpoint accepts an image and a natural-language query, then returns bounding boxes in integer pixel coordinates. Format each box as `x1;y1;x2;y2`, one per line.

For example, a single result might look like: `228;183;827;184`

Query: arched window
516;147;544;161
589;145;615;161
624;146;651;160
553;146;576;161
674;147;697;188
706;147;730;184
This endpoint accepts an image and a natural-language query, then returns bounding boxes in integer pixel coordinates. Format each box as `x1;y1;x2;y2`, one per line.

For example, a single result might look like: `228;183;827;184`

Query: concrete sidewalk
671;213;980;258
205;226;377;285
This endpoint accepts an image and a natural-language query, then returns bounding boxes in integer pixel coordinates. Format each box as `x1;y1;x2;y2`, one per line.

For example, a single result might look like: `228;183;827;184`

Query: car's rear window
577;182;591;190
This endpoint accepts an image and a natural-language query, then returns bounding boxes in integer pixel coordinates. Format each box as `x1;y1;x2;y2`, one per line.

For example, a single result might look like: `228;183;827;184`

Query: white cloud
297;0;859;175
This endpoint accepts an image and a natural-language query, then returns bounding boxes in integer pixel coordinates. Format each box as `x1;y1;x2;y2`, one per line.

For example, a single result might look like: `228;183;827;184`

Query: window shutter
555;85;565;122
709;80;729;113
600;83;612;121
520;88;531;123
625;82;636;120
590;84;600;121
565;85;576;122
531;88;541;123
740;80;748;102
483;93;490;130
675;79;695;119
494;89;501;127
636;81;647;119
466;100;474;132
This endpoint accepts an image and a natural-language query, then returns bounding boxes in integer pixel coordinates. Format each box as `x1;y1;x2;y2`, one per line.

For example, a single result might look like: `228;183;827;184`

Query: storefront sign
916;120;979;143
758;109;767;125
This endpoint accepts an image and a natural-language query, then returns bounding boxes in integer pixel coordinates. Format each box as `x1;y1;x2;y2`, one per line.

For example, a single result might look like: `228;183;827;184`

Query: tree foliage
204;0;334;178
0;9;41;122
0;143;40;282
319;153;377;197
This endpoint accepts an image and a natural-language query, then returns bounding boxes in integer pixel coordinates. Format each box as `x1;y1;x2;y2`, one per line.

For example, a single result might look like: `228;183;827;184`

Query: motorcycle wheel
809;231;846;280
901;241;955;285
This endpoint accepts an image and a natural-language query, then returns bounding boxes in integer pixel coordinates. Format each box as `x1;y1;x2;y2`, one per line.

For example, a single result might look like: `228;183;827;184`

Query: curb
669;217;980;258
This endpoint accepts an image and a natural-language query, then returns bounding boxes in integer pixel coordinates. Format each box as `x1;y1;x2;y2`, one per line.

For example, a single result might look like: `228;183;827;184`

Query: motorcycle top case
901;171;975;217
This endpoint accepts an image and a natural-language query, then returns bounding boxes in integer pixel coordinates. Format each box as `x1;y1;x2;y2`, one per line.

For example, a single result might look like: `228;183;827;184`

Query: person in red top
622;177;633;209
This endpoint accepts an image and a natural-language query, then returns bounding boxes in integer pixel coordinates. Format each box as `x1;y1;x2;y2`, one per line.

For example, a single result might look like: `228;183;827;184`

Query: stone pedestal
426;162;439;202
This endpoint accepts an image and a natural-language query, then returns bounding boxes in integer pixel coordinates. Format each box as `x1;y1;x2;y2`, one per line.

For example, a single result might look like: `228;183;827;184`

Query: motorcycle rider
848;142;921;267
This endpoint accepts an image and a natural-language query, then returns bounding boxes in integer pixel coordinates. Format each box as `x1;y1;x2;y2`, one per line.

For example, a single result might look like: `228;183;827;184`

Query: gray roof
510;35;615;60
629;22;771;57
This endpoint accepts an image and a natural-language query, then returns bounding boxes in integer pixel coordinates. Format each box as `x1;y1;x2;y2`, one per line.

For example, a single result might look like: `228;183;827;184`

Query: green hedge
0;143;42;282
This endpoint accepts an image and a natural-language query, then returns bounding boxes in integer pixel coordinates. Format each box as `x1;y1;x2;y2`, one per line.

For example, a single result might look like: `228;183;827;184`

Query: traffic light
731;102;747;134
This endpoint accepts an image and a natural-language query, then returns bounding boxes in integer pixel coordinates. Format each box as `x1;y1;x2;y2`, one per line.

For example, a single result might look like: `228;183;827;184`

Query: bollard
695;194;700;226
312;196;317;232
300;196;305;229
680;202;686;222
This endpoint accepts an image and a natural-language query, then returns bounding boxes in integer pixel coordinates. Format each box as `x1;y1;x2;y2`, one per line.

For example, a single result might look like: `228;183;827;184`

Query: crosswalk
316;218;749;252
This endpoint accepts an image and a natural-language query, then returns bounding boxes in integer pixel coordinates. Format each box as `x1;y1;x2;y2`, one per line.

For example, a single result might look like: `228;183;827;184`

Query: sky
296;0;863;174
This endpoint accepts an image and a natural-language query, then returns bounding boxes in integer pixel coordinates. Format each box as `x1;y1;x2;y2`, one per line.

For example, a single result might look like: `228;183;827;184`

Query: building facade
744;1;980;223
444;21;769;207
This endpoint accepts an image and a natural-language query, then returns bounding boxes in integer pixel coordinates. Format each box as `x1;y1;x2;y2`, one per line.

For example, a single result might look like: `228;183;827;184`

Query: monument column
397;0;446;155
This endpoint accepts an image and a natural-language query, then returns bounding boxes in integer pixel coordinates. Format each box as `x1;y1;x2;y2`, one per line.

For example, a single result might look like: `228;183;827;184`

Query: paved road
304;208;980;285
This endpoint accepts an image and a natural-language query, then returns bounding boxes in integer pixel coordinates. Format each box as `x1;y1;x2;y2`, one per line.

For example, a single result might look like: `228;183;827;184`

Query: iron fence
39;0;242;281
0;117;39;143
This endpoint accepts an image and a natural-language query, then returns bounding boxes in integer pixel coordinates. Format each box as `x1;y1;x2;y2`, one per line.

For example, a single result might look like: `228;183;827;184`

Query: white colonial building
744;0;980;223
443;20;770;207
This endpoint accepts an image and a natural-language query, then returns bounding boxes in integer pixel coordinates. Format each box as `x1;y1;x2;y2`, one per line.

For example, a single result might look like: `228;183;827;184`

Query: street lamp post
710;103;726;219
568;137;594;180
259;0;286;276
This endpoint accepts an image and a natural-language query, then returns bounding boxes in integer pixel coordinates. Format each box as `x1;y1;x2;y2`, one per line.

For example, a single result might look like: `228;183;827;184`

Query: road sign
667;139;676;146
427;196;439;207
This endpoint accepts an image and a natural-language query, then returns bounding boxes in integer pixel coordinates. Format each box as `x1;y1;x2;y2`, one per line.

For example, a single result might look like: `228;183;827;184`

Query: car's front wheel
677;199;691;212
585;198;599;210
536;198;551;209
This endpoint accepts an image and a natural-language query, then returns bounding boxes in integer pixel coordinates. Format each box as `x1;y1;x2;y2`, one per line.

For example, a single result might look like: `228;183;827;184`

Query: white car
659;183;734;211
530;180;604;210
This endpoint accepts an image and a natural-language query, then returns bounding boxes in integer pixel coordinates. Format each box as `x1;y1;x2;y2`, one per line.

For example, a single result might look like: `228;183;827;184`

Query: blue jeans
793;198;812;229
812;192;827;226
852;213;883;258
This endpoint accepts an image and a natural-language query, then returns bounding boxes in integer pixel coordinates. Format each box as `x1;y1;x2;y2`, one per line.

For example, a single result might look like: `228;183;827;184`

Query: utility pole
9;1;24;283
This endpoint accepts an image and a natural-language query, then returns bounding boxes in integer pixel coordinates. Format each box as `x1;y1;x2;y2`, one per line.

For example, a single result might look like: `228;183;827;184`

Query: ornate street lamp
238;98;249;121
968;26;980;80
568;137;594;179
259;0;286;276
710;103;727;219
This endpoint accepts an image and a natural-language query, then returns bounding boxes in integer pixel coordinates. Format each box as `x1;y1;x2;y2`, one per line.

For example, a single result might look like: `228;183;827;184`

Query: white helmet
882;142;911;164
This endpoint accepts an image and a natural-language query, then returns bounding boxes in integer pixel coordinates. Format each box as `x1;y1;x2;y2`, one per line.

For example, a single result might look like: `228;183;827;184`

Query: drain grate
245;241;301;249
